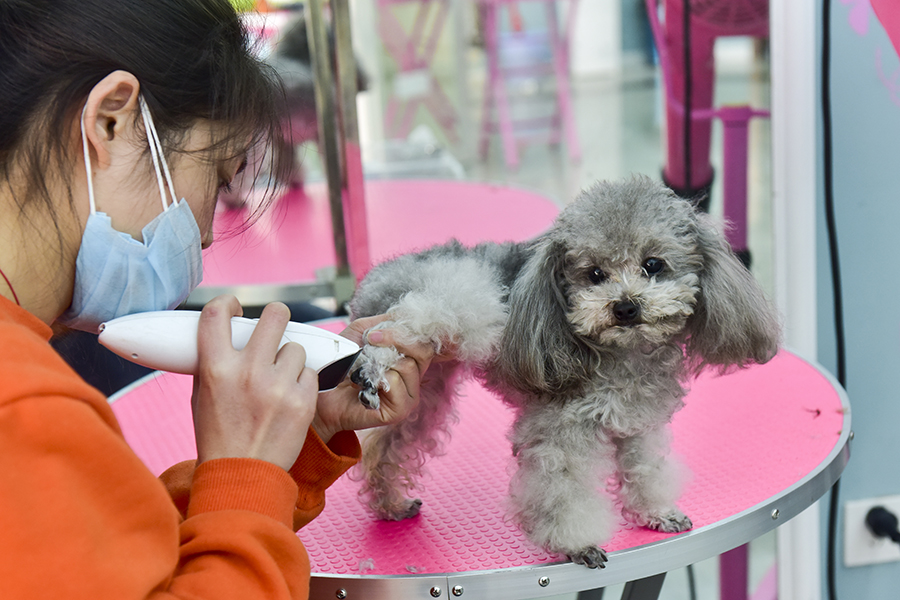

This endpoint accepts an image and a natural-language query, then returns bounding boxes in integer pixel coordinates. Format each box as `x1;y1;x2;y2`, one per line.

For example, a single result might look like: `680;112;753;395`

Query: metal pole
332;0;370;292
305;0;351;283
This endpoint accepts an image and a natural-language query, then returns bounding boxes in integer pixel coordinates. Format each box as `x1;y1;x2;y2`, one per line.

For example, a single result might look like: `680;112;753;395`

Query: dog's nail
359;387;381;411
350;367;364;385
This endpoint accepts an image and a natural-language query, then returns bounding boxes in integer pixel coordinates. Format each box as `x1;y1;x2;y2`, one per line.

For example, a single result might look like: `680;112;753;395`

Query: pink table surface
199;179;561;288
110;348;848;581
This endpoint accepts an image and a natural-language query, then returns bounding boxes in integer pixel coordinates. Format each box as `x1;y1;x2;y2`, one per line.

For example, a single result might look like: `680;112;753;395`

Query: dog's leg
508;409;616;569
356;361;462;520
613;427;693;533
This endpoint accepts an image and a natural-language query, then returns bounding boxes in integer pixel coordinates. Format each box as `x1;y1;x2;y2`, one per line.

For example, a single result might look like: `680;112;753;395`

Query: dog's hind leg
356;361;463;520
613;427;693;533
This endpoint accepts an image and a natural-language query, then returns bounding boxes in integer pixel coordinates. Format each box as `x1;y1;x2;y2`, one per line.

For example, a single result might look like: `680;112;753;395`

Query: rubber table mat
110;349;846;577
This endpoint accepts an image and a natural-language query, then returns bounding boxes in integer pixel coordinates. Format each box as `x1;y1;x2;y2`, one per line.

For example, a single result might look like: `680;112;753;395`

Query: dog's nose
613;300;641;324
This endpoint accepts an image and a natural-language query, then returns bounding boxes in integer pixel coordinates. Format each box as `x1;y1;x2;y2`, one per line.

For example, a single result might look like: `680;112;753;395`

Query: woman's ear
81;71;141;170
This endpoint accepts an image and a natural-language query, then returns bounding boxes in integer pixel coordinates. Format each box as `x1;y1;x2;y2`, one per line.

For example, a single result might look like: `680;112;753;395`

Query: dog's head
497;176;781;394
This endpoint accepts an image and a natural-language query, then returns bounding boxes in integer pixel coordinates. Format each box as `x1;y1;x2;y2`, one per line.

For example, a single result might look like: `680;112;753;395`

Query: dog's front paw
645;509;693;533
351;367;382;410
351;344;405;411
569;546;609;569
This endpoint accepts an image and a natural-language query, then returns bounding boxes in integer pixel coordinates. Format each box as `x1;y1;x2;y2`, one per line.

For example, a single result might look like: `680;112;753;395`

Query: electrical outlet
844;496;900;567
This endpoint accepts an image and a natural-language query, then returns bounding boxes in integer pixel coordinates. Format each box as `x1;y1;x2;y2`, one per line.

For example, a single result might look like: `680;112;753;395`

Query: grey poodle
348;176;781;568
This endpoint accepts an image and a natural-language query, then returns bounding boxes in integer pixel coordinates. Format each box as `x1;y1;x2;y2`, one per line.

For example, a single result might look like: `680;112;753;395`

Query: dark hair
0;0;286;234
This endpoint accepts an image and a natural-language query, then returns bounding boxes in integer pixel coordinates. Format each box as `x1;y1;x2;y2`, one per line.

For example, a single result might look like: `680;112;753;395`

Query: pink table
109;348;850;600
188;179;560;307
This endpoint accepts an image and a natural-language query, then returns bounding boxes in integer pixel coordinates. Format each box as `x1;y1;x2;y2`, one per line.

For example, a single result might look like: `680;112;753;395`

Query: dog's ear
684;213;781;373
495;238;593;394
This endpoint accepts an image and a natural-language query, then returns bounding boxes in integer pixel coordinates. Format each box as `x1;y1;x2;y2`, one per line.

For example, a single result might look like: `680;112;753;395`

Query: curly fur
348;176;781;567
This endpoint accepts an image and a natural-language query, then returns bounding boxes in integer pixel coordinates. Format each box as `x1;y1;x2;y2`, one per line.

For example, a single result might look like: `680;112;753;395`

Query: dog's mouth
597;317;687;350
569;292;693;348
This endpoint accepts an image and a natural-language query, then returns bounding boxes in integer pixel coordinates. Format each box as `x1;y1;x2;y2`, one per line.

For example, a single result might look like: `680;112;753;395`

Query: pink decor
872;0;900;58
842;0;872;36
476;0;581;169
839;0;900;109
111;350;846;581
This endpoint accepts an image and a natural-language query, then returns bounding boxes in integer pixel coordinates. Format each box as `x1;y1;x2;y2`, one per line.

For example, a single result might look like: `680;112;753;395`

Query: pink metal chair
477;0;581;170
377;0;459;141
645;0;769;266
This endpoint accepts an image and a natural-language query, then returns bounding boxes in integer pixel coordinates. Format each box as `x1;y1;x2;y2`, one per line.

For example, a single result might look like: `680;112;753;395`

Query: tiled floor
305;17;777;599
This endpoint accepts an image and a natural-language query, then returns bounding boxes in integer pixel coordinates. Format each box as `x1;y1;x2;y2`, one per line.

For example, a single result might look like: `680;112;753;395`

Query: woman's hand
191;295;319;471
311;315;436;444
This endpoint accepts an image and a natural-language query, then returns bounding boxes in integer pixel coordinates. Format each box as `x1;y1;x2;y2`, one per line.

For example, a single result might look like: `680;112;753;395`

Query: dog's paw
351;344;404;411
645;509;693;533
351;367;382;411
569;546;609;569
375;498;423;521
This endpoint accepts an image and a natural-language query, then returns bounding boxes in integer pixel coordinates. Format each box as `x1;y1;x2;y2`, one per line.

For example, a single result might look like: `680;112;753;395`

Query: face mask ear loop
80;105;98;216
145;104;179;209
139;96;175;213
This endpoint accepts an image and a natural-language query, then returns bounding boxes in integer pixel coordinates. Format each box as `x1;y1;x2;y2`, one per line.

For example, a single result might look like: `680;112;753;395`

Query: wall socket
844;495;900;567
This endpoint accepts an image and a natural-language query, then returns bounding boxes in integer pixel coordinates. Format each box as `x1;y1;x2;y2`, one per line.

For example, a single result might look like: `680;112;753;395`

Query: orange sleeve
289;429;361;530
0;395;310;600
159;428;361;532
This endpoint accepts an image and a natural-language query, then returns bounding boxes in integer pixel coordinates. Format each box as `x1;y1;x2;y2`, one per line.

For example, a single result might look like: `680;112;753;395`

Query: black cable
686;563;698;600
821;1;845;600
822;0;844;388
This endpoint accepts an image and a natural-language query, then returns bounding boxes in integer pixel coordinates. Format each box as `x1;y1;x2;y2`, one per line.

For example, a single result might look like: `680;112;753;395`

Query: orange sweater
0;295;360;599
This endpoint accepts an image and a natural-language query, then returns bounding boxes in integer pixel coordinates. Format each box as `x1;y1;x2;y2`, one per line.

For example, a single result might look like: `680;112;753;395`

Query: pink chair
477;0;581;170
645;0;769;266
377;0;459;141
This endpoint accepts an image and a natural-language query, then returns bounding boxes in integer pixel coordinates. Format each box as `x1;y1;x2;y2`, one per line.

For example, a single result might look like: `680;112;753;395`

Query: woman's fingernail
367;330;384;344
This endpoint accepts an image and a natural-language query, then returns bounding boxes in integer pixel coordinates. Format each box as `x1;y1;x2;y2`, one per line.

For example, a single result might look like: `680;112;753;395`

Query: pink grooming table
109;348;850;600
187;179;560;307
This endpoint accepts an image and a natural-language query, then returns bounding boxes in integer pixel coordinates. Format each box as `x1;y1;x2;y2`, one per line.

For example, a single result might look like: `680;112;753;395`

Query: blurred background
243;0;774;296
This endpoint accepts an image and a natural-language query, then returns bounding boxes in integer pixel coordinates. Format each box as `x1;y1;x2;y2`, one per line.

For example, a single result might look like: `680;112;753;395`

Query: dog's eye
588;268;607;284
642;258;665;276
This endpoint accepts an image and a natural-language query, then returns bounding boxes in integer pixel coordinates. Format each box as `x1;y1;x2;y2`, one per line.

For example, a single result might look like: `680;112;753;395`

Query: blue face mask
58;96;203;333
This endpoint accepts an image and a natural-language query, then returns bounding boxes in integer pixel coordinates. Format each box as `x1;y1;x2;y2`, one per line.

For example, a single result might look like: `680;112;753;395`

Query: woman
0;1;432;598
